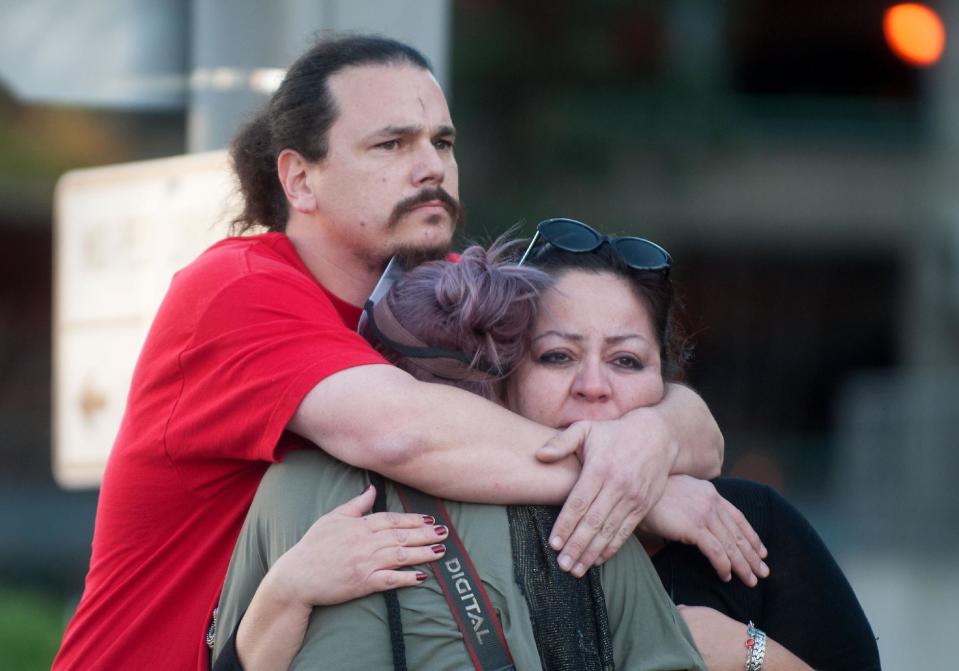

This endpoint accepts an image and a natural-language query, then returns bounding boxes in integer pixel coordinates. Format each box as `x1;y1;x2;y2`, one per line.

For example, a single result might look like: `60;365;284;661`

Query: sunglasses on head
517;217;672;273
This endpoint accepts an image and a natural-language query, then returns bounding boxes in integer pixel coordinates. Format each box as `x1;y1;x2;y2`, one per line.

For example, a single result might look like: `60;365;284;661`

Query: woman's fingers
364;509;440;532
331;483;377;517
276;493;449;607
372;522;449;552
368;569;431;591
368;542;446;570
361;512;449;572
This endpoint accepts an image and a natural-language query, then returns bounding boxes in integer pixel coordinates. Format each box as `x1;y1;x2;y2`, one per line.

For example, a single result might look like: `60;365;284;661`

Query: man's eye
376;139;400;150
434;139;454;151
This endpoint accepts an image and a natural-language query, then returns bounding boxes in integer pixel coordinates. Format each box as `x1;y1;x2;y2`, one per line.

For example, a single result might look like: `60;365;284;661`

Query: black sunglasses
518;218;672;272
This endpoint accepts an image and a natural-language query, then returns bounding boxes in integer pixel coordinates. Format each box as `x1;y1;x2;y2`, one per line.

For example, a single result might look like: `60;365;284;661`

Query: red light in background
884;3;946;67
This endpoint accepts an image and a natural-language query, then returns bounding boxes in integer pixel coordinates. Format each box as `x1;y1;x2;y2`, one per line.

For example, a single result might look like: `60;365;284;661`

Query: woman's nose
571;360;611;402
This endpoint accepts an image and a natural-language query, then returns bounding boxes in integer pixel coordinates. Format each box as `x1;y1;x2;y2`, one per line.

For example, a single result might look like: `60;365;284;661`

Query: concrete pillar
187;0;451;152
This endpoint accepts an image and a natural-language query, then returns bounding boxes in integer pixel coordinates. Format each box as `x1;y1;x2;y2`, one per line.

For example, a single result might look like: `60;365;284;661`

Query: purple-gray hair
377;239;551;399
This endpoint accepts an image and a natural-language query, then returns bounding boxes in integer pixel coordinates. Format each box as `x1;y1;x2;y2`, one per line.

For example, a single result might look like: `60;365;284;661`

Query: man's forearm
290;364;579;504
657;382;723;478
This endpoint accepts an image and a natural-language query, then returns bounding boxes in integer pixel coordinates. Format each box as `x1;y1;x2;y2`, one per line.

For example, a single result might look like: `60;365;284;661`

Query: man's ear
277;148;317;213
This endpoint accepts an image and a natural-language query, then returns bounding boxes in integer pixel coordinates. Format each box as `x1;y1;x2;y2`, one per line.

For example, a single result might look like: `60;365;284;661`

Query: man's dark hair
230;34;433;235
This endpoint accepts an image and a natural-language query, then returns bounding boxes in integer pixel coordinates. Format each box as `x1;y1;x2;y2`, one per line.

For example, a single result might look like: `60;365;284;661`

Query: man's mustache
388;187;460;228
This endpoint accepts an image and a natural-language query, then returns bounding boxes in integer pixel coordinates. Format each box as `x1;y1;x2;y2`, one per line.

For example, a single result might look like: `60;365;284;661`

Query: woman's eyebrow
530;332;650;346
530;330;582;343
605;334;650;346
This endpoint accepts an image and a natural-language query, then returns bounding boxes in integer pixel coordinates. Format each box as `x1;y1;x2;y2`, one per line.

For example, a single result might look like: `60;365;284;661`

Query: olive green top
215;449;705;670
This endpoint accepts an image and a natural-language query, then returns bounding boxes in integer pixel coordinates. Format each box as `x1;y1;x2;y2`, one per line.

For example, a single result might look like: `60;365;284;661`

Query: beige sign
53;150;238;488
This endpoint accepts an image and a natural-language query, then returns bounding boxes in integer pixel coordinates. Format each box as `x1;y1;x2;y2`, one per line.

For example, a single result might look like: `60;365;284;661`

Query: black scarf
508;505;615;671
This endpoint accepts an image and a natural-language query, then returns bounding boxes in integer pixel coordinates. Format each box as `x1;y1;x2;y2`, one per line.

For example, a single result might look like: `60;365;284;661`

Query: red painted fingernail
434;525;448;536
421;515;436;525
431;544;446;554
416;572;429;582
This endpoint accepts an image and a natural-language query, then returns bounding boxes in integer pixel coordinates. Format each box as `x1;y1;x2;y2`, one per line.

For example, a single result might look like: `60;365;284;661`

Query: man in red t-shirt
53;36;726;670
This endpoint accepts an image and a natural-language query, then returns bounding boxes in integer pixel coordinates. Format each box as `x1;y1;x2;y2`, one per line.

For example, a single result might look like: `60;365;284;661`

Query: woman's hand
677;606;814;671
267;483;448;608
235;485;447;670
639;475;768;586
677;606;749;671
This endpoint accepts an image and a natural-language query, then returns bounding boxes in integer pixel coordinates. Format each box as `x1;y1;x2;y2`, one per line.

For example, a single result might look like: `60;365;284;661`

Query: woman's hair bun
387;237;551;379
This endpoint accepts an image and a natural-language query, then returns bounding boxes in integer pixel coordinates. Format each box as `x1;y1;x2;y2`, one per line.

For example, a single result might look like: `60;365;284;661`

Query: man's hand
537;409;676;577
639;475;768;586
536;383;723;576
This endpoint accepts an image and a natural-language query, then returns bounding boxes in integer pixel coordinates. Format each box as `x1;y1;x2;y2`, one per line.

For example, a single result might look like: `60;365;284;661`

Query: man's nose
571;360;611;402
411;141;445;186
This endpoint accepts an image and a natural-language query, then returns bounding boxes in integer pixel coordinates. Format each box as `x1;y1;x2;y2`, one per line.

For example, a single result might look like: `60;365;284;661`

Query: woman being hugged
215;222;878;671
214;239;707;671
517;218;879;671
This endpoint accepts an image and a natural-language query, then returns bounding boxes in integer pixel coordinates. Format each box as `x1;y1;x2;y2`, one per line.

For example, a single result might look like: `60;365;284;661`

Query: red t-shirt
53;233;387;670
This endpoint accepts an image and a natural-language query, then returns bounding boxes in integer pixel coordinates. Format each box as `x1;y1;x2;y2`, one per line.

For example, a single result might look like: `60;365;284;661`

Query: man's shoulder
197;231;293;269
176;232;308;288
155;232;332;327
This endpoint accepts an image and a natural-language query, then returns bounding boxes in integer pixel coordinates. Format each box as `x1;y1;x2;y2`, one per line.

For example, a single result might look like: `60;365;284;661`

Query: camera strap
369;472;409;671
393;482;516;671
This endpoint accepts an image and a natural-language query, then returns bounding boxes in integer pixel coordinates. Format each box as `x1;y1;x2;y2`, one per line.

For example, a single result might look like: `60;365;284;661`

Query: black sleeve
651;477;881;671
211;617;244;671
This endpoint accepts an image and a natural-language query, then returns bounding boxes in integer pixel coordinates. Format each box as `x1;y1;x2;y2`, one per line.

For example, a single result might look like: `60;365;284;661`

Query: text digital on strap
393;482;516;671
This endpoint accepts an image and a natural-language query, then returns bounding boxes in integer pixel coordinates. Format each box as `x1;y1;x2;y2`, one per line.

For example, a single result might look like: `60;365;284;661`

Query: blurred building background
1;0;957;668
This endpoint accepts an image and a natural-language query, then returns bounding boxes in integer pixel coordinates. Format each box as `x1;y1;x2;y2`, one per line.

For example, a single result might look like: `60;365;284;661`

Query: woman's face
506;270;664;428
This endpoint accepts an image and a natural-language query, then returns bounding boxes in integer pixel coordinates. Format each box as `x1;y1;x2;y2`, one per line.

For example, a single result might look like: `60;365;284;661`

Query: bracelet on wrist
745;620;766;671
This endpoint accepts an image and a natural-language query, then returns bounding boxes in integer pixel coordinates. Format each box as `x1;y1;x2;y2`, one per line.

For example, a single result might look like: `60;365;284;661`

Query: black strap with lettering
393;482;515;671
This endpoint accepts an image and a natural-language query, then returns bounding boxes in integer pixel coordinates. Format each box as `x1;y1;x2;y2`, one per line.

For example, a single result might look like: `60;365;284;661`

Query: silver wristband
745;621;766;671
